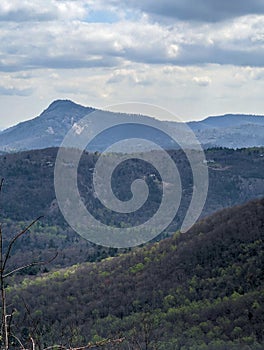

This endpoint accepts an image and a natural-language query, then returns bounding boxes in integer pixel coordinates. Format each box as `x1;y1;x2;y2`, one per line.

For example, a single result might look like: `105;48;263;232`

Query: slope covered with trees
0;147;263;277
0;147;263;224
6;198;264;349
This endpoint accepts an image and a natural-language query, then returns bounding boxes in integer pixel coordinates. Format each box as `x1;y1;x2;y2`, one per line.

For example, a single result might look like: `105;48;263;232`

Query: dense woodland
0;147;263;224
0;147;263;274
1;198;263;349
0;147;263;349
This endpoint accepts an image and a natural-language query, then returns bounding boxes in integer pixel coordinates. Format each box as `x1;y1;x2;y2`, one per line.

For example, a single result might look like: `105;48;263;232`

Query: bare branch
7;308;16;341
21;298;42;343
2;216;43;272
10;333;26;349
0;178;4;194
74;338;125;349
42;338;125;350
30;336;36;350
42;346;67;350
3;252;58;278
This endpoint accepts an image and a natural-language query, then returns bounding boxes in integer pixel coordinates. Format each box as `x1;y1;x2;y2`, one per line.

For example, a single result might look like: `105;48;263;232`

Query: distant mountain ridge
0;99;264;151
0;100;95;151
190;113;264;129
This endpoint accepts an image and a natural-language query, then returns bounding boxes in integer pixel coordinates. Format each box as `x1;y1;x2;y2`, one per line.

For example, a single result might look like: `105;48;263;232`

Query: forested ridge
6;197;264;349
0;147;263;277
0;147;263;224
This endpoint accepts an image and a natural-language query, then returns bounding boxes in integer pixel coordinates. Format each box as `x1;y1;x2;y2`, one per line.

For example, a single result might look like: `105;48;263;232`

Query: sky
1;0;264;129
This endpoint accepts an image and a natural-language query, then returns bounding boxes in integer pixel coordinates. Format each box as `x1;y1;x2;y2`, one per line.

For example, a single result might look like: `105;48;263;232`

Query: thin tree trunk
0;226;9;349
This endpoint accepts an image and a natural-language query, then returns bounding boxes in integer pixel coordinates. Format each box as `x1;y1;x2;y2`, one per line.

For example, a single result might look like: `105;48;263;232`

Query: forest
0;147;263;274
0;147;263;349
1;197;263;349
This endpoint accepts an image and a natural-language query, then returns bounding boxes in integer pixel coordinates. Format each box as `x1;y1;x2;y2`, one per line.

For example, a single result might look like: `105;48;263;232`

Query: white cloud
0;0;264;129
107;68;152;86
1;12;264;74
192;76;211;87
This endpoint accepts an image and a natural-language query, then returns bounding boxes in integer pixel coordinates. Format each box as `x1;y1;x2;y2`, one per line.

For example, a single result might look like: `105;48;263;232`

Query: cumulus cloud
0;0;263;75
0;0;264;128
1;14;264;73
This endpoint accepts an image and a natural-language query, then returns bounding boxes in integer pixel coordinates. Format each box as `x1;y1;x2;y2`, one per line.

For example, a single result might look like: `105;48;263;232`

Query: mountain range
0;99;264;152
0;99;263;349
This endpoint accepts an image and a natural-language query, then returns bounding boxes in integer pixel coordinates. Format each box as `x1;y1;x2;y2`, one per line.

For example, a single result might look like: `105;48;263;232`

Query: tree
0;179;57;349
0;178;124;350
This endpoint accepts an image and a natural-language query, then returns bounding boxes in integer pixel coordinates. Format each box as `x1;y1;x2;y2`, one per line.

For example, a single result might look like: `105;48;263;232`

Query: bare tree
0;179;124;350
0;178;57;349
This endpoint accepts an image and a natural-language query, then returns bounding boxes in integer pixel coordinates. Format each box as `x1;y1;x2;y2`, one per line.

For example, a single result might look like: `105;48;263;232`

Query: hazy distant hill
0;100;95;151
188;114;264;148
190;114;264;129
9;197;264;349
0;99;264;151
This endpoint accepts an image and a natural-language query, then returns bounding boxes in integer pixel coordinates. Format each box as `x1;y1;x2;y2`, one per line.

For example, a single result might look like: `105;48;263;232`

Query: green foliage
4;197;264;349
129;262;144;274
0;146;263;281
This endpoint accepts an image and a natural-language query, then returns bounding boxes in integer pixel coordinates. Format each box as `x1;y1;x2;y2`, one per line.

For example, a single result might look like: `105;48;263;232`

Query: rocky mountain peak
38;99;94;119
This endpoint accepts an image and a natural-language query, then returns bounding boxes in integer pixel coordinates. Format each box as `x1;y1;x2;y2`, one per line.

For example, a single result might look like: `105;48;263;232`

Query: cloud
0;0;87;22
0;20;124;71
0;0;263;75
192;76;211;86
0;1;263;130
0;85;33;96
107;68;152;85
1;63;264;130
109;0;264;23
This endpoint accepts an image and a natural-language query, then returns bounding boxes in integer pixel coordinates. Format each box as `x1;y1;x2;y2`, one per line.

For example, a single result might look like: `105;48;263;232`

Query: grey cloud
13;72;33;80
175;44;264;67
114;0;264;22
0;1;86;22
26;55;120;70
0;9;57;22
0;13;263;73
0;1;61;23
0;50;120;72
0;86;33;96
107;74;126;84
117;43;264;68
2;41;264;72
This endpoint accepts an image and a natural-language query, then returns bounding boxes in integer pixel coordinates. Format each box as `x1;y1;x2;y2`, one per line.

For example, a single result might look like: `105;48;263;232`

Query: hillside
188;114;264;148
1;147;263;224
0;100;264;151
0;100;95;151
7;198;264;349
0;147;263;275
